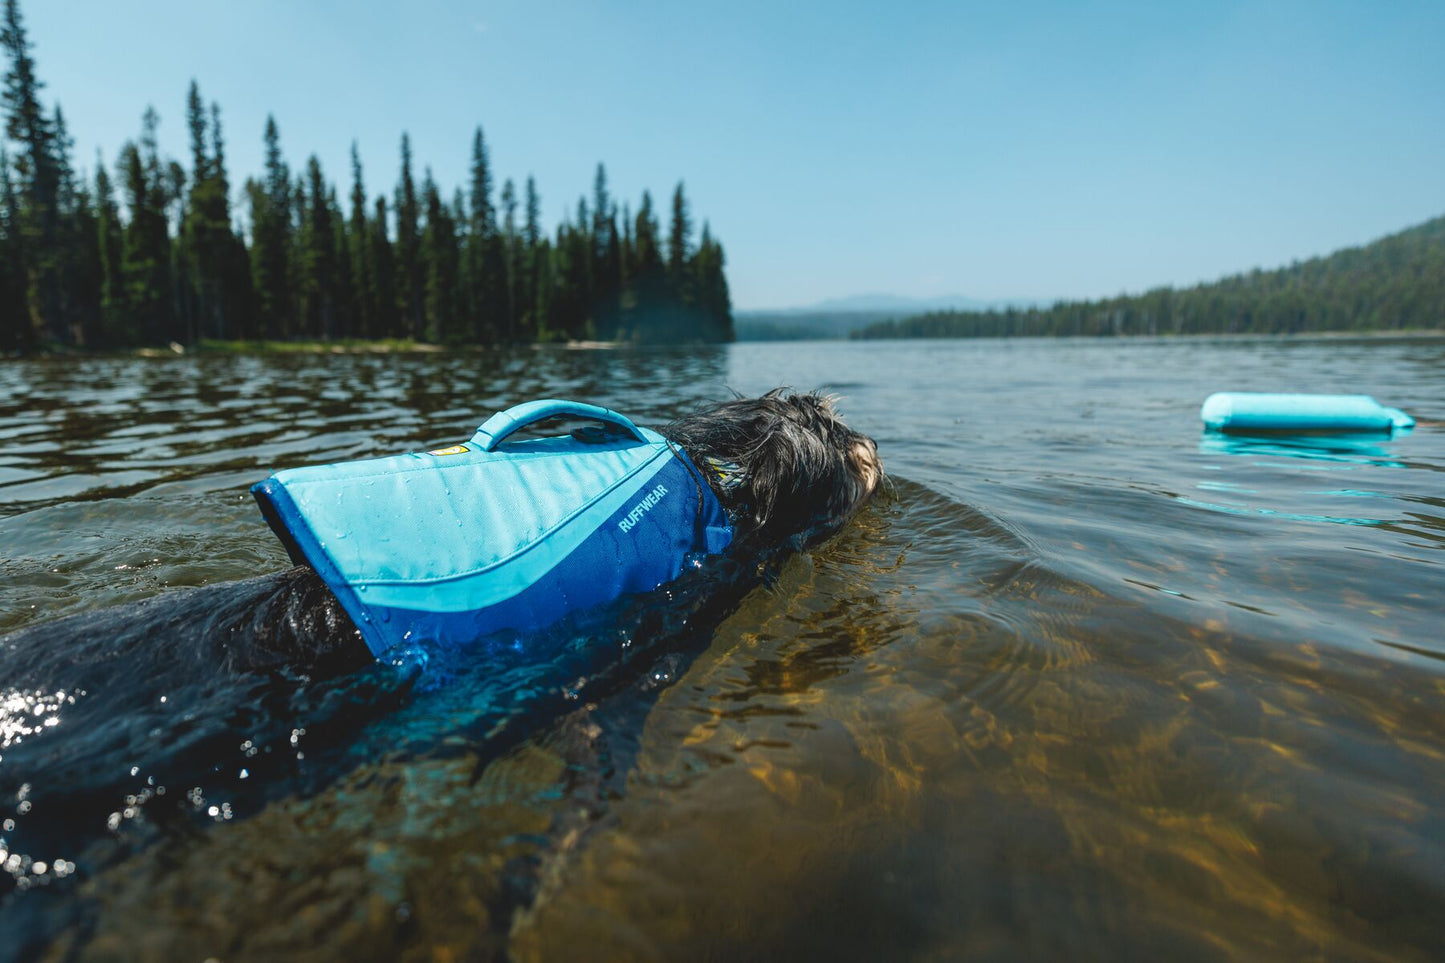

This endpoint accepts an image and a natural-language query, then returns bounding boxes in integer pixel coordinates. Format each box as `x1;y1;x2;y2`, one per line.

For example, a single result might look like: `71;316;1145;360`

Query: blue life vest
252;400;734;659
1201;392;1414;434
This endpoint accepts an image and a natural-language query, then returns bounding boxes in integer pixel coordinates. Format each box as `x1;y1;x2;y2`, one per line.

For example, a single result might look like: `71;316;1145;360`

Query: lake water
2;338;1443;960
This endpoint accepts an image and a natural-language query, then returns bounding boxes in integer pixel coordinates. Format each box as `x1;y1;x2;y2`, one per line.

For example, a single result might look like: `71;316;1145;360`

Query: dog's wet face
666;390;883;543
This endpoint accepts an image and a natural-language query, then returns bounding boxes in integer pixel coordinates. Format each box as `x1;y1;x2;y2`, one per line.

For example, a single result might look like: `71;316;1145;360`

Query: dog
1;389;880;671
249;389;883;668
253;388;879;668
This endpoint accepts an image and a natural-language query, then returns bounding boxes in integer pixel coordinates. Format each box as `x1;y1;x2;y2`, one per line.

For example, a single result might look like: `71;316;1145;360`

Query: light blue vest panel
252;400;733;658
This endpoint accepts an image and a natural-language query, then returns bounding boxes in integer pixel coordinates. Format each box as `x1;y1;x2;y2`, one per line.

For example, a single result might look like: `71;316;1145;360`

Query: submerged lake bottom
1;337;1442;960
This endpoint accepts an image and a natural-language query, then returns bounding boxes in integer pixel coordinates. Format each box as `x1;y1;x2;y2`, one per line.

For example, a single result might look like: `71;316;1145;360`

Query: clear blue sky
19;0;1445;309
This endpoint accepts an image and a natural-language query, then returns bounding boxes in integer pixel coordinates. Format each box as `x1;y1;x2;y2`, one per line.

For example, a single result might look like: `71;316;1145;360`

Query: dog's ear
740;398;846;537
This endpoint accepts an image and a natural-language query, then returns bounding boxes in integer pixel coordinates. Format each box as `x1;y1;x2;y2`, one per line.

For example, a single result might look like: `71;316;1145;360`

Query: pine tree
524;176;541;249
249;115;292;339
370;195;397;337
177;83;204;338
532;236;554;341
394;132;422;339
51;105;97;345
570;196;593;337
667;181;692;271
347;142;375;338
626;190;664;341
51;105;72;200
297;155;337;339
694;221;733;342
208;100;252;339
550;220;575;340
590;163;621;339
181;81;235;340
145;108;179;342
329;185;353;338
616;200;634;336
499;178;518;341
186;82;207;184
93;158;124;343
462;127;496;341
551;202;593;340
289;171;306;330
663;181;698;337
117;114;172;345
420;169;459;343
517;175;541;340
67;162;101;347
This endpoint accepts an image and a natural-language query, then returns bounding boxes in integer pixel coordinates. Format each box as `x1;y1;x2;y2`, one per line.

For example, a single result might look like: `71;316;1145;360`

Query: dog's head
665;389;883;544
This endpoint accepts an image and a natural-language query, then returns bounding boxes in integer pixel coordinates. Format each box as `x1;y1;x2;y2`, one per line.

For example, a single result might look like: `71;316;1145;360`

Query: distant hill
736;294;1041;341
854;215;1445;340
734;310;895;341
801;293;1040;313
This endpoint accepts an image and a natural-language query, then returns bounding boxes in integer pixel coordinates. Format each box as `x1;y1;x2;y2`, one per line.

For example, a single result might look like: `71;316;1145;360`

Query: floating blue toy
252;400;733;659
1200;392;1414;435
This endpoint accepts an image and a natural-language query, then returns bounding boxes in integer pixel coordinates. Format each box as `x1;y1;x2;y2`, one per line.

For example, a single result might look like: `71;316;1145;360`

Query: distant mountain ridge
767;293;1042;314
736;293;1042;341
853;214;1445;340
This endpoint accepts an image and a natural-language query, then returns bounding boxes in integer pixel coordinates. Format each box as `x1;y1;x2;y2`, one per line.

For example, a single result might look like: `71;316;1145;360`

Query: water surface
2;338;1443;960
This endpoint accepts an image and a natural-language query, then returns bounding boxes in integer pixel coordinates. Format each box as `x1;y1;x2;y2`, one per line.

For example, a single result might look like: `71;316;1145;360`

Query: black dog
2;389;881;672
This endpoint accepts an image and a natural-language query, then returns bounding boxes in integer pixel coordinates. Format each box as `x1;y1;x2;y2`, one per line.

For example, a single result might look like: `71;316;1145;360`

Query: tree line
855;214;1445;340
0;0;732;353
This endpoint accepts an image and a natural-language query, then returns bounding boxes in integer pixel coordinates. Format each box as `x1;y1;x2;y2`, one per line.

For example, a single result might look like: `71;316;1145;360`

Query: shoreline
4;328;1443;359
5;336;733;359
186;338;448;355
844;328;1445;344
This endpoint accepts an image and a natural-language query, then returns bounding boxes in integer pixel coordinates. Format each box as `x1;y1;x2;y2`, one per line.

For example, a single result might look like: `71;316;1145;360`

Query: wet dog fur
666;389;882;546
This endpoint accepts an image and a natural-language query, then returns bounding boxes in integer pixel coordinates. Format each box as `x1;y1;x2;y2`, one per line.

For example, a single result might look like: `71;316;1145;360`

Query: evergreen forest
0;0;732;353
856;214;1445;340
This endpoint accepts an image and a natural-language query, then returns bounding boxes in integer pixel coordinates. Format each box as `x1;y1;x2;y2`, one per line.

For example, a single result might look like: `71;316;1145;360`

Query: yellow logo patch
426;444;469;456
